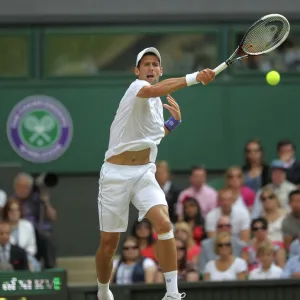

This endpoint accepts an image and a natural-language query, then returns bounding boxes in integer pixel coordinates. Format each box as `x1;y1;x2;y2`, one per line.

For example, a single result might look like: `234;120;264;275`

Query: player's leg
96;232;120;300
96;162;133;300
132;164;185;300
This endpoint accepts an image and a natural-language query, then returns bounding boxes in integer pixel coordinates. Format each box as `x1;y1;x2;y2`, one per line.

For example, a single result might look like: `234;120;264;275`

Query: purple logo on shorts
7;95;73;163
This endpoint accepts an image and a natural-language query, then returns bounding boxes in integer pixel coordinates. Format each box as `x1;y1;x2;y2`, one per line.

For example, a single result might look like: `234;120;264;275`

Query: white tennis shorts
97;161;167;232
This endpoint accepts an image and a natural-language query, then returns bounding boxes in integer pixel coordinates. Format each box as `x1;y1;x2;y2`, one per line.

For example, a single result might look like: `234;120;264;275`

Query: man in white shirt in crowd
177;165;217;219
95;47;215;300
252;160;296;219
249;241;282;279
205;188;250;242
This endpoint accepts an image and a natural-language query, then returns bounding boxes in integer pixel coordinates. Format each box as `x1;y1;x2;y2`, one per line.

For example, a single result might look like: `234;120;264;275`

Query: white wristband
185;71;199;86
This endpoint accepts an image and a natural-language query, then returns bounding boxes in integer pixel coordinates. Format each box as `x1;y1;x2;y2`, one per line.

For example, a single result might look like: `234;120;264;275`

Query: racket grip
213;62;228;75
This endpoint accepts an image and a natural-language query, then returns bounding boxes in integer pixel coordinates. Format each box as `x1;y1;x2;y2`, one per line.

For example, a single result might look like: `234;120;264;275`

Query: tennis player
96;47;215;300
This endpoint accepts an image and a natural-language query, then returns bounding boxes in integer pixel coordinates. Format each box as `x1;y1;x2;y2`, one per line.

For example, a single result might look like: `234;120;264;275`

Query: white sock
163;271;178;294
97;280;109;298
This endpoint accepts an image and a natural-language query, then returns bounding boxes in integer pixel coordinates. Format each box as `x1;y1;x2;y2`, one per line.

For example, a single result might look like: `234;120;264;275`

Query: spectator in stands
260;187;287;242
205;189;250;242
282;190;300;252
155;237;199;283
277;139;300;186
281;254;300;278
199;216;247;274
204;232;247;281
182;196;205;245
249;241;283;279
289;236;300;257
174;221;200;265
252;160;296;219
155;160;181;223
242;139;270;192
111;236;157;284
132;219;157;262
225;166;255;212
12;172;57;268
242;217;286;271
0;221;28;270
0;188;7;214
2;198;40;271
177;165;217;219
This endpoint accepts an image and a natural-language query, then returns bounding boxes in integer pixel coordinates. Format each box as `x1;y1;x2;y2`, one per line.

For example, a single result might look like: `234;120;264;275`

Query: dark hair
137;53;160;68
190;165;206;175
131;219;154;247
2;198;23;221
277;139;295;152
289;189;300;203
183;197;204;227
251;217;268;230
175;237;188;271
242;139;265;169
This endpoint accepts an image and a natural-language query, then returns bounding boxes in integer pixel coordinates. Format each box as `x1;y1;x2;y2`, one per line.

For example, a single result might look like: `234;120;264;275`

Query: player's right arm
136;68;215;98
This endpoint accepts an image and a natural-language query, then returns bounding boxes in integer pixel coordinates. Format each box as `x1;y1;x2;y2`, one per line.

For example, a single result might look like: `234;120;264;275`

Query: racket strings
242;16;289;55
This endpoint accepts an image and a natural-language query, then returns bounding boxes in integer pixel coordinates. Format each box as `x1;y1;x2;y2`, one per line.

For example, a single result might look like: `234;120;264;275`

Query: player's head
134;47;163;84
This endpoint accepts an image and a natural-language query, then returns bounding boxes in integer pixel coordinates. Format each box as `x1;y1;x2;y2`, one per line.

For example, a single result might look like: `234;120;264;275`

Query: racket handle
213;62;228;76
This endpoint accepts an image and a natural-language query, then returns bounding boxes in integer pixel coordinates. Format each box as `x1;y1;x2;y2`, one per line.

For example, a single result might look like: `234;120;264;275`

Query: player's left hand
163;94;181;121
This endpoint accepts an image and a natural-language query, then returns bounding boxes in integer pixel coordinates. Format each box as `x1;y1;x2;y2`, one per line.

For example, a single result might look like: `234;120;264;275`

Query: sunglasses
217;243;231;248
261;195;275;201
123;246;139;251
252;226;267;232
217;224;231;228
176;247;185;251
228;174;242;179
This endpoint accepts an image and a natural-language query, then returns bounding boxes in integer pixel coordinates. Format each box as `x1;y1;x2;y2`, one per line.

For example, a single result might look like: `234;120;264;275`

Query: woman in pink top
225;166;255;212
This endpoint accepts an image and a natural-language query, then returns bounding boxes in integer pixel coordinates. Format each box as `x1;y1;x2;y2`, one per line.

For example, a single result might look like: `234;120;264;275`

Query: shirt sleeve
143;258;156;268
205;211;217;232
130;80;151;97
235;258;248;273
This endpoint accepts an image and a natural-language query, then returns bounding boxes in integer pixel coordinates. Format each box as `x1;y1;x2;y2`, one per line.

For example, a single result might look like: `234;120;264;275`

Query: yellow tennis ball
266;70;280;86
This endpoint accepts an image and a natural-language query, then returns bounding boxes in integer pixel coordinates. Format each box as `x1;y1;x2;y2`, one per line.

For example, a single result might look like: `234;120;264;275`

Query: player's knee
153;216;172;235
99;233;119;258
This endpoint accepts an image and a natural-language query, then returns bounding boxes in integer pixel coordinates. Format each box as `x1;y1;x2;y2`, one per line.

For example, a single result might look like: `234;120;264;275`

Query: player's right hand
197;68;215;85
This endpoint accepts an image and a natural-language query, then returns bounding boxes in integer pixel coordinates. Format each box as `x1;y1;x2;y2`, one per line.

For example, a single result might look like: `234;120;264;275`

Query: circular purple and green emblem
7;95;73;163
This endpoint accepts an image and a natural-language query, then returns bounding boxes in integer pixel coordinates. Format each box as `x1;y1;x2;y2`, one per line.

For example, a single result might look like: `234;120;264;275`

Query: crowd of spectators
0;173;57;272
113;139;300;284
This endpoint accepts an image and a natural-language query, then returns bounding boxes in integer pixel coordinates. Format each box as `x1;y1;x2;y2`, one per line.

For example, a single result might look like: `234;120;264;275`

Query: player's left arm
163;94;181;136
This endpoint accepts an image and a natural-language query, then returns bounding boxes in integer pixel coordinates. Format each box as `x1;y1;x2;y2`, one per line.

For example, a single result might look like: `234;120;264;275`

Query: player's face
135;55;162;84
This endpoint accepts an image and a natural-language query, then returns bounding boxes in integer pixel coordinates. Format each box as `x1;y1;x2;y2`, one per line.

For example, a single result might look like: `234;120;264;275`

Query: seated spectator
177;166;217;219
282;190;300;252
277;139;300;186
182;196;205;245
199;216;247;274
242;217;286;271
281;254;300;278
174;221;200;264
204;232;247;281
111;236;157;284
225;166;255;212
13;172;57;268
252;160;296;219
0;221;28;270
2;198;41;271
155;237;199;283
205;189;250;242
242;139;270;192
249;241;283;279
0;188;7;214
289;236;300;257
260;187;287;242
132;219;157;262
155;160;181;224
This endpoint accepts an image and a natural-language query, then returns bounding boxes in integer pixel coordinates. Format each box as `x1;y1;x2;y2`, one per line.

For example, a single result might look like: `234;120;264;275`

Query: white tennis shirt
104;79;165;162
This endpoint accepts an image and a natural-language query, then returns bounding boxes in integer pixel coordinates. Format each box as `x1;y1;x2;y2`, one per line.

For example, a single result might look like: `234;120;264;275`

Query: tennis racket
213;14;290;75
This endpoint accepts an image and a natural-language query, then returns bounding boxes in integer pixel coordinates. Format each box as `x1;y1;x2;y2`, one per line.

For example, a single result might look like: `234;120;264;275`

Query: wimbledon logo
7;95;73;163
